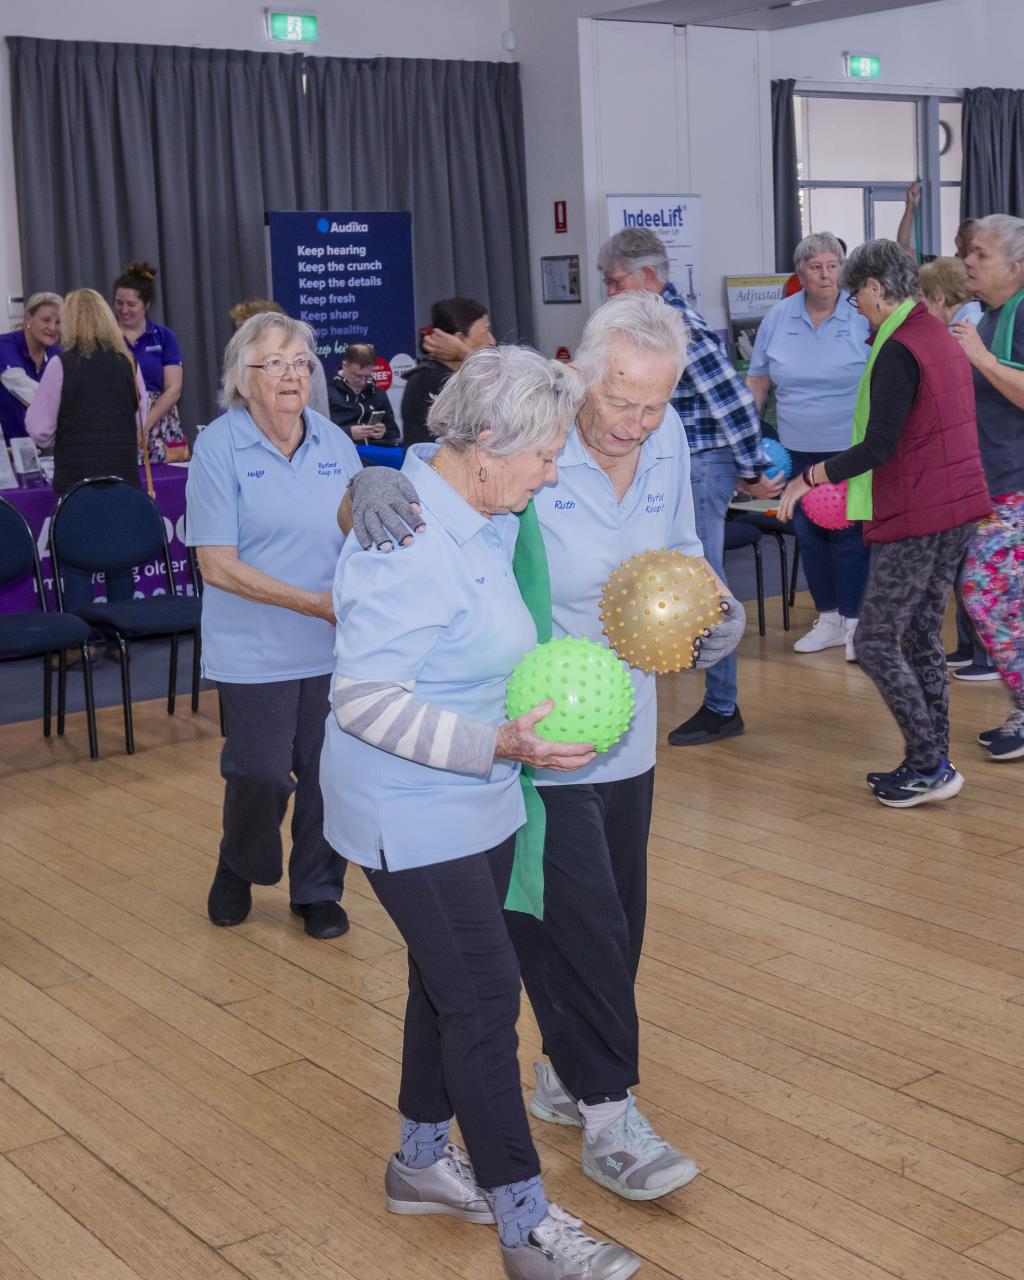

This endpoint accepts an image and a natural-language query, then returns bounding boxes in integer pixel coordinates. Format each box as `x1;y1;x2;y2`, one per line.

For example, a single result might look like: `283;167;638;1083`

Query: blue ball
762;438;792;480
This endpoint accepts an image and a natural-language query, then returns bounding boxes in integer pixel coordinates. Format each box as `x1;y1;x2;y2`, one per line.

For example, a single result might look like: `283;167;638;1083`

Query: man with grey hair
597;225;779;747
347;294;747;1212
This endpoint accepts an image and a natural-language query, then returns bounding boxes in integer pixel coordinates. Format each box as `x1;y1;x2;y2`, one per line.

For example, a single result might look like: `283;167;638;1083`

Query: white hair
575;291;688;388
794;232;845;271
596;227;670;284
975;213;1024;268
427;345;585;455
220;312;316;409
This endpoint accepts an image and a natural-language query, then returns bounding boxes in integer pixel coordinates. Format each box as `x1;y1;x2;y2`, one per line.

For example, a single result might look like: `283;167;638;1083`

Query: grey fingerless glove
693;595;746;669
348;467;424;549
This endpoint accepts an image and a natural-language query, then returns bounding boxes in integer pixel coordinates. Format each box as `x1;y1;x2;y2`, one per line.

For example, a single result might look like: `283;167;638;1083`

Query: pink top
25;355;147;449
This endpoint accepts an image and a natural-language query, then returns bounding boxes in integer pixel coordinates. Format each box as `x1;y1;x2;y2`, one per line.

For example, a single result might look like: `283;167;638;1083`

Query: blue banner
267;210;416;389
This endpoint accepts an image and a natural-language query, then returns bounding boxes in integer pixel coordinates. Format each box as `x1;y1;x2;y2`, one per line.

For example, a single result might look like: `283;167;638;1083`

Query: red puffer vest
866;303;992;544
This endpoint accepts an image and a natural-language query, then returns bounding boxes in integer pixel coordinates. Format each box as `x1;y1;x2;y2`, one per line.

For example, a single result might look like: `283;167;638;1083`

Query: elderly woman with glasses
321;345;642;1280
779;240;991;808
186;312;361;939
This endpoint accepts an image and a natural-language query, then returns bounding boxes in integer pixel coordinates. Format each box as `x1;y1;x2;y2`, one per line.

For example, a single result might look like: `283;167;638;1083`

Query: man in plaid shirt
598;227;782;746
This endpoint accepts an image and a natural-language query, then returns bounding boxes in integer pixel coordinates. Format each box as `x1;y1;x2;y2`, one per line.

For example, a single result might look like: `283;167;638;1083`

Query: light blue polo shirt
533;410;704;788
952;300;983;327
185;406;360;683
748;292;870;453
320;449;534;871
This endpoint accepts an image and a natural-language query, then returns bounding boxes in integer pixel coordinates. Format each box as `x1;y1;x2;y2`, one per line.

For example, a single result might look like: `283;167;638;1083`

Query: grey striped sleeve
332;676;499;778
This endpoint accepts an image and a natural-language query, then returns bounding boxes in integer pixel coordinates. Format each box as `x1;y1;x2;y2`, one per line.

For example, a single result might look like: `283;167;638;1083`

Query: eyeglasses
247;356;316;378
602;272;631;291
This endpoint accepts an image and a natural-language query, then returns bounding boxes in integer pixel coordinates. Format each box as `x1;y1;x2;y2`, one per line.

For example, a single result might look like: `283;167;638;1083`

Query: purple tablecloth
1;464;192;614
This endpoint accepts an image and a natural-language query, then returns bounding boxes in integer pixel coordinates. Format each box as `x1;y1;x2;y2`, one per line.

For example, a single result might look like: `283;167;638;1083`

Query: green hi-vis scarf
991;288;1024;370
847;299;917;521
503;499;552;920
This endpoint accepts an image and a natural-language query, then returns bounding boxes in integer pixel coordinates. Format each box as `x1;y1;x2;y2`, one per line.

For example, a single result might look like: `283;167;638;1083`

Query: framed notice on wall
605;194;702;311
541;255;581;304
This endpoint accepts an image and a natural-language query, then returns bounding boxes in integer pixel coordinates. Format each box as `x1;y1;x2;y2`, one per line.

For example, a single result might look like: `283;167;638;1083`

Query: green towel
503;499;552;919
991;288;1024;370
847;299;916;521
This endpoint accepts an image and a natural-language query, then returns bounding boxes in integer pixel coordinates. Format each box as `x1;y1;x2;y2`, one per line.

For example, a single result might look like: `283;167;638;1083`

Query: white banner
605;194;702;312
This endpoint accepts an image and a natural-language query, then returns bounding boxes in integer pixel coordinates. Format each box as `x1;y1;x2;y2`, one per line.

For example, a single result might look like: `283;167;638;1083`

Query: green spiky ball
505;636;635;753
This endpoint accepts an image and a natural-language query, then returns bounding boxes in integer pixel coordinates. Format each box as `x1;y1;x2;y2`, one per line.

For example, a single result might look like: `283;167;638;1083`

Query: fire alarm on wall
554;201;567;234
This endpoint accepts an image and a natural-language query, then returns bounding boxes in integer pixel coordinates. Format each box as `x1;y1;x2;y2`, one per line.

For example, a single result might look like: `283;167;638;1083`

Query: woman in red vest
779;239;991;808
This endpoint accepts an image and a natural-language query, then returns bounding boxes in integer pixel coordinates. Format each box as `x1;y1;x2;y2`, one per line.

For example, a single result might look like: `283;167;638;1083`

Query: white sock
579;1097;629;1135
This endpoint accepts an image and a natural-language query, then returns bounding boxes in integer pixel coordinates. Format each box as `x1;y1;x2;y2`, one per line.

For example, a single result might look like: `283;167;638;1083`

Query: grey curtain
9;38;535;433
8;37;308;432
771;78;802;273
962;87;1024;220
304;56;533;345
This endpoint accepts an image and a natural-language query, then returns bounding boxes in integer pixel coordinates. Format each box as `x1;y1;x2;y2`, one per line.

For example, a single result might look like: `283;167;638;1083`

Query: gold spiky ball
599;549;722;674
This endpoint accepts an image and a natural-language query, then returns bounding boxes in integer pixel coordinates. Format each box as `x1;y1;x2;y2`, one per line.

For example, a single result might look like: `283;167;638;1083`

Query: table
1;464;191;614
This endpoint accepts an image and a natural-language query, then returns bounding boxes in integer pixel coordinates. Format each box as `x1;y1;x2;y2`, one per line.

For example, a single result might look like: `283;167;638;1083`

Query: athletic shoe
953;663;1000;682
581;1096;699;1201
978;710;1024;747
385;1144;495;1224
865;760;907;790
844;617;858;663
985;709;1024;762
529;1062;582;1128
945;648;974;669
499;1205;640;1280
207;857;252;927
872;759;964;808
793;611;846;653
667;705;745;746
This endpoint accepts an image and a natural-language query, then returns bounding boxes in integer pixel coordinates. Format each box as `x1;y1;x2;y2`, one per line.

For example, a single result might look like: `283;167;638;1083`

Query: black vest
53;348;140;494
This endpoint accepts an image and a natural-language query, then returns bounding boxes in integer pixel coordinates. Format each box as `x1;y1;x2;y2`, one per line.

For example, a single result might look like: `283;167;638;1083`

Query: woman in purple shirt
113;260;187;462
0;292;61;440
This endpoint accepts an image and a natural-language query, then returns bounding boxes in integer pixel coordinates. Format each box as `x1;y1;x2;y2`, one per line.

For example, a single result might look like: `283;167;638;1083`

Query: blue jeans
689;447;738;714
788;448;870;619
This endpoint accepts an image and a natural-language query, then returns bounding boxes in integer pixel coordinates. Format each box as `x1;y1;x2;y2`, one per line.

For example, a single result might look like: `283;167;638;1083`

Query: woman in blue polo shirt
322;346;640;1280
114;260;188;462
0;292;62;440
186;312;360;941
747;232;872;660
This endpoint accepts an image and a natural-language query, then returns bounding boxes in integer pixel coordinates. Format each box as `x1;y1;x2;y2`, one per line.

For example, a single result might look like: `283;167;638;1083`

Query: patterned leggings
855;524;975;771
962;492;1024;711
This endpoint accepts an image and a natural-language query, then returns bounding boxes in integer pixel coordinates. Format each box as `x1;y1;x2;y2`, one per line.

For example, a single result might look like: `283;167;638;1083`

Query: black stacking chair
50;476;202;754
0;496;98;757
723;520;766;636
728;508;801;629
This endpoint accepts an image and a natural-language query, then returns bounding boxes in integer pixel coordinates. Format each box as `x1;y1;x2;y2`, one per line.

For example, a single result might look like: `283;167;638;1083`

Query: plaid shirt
662;282;766;476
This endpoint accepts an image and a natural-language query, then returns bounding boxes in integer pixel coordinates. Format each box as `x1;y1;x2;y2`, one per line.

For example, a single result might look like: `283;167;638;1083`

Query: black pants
366;837;540;1190
217;676;345;904
505;770;655;1103
855;525;975;771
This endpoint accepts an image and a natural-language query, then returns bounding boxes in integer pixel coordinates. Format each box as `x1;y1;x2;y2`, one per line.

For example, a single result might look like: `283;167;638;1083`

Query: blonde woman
25;289;146;609
0;291;62;439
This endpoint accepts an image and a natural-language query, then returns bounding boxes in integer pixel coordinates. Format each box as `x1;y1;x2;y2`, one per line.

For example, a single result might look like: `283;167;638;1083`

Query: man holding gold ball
348;291;746;1205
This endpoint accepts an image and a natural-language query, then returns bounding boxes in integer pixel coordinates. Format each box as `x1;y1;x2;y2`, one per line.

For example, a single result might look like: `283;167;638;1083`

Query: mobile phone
368;410;386;425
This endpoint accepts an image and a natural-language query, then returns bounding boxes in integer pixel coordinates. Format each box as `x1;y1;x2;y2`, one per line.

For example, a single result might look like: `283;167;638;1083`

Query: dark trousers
954;557;994;667
855;525;975;771
789;449;871;619
505;769;655;1103
366;837;540;1190
62;563;134;610
217;676;345;904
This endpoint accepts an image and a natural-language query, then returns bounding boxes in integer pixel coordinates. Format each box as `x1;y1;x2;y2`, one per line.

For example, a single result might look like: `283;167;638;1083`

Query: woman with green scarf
779;239;991;807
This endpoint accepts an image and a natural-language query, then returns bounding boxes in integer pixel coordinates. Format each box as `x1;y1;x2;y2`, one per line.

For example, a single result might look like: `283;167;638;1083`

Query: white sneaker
529;1062;582;1128
793;611;846;653
581;1097;699;1201
499;1205;641;1280
844;616;858;662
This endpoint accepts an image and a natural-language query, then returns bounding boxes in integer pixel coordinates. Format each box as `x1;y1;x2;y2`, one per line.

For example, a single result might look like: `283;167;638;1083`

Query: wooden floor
1;596;1023;1280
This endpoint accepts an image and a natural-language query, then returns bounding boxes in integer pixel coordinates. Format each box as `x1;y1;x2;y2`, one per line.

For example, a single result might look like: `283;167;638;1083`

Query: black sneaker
979;712;1022;747
945;648;974;669
668;705;745;746
952;663;999;682
291;900;350;939
985;710;1024;762
866;760;907;790
207;856;252;927
872;759;964;808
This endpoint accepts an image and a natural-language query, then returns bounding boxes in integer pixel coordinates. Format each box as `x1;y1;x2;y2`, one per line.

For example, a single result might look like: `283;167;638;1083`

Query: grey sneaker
529;1061;582;1128
582;1097;699;1201
500;1205;640;1280
385;1144;495;1224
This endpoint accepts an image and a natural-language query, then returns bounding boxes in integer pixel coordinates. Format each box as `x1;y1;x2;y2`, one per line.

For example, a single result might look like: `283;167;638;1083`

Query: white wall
0;0;511;320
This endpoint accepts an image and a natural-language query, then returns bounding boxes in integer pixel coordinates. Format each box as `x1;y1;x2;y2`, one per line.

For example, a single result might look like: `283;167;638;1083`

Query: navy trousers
366;836;541;1190
217;675;345;904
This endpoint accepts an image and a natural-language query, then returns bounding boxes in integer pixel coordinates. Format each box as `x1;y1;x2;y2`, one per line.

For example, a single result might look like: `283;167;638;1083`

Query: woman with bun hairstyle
114;260;187;462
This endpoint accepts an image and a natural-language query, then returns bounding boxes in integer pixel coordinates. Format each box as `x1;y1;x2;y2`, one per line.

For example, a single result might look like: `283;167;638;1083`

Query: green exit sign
843;52;881;80
266;11;319;42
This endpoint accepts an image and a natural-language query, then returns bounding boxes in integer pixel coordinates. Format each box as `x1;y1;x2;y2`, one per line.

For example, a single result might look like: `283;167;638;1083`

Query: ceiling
593;0;941;31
